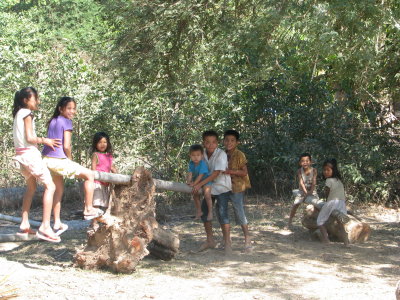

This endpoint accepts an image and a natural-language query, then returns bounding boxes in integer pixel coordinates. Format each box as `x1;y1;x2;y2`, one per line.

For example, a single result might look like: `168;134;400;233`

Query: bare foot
195;211;202;220
224;245;233;256
207;213;213;221
198;241;217;252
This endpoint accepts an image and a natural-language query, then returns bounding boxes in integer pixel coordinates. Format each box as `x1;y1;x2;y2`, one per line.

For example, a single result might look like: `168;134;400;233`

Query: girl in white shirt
317;158;349;247
12;87;61;243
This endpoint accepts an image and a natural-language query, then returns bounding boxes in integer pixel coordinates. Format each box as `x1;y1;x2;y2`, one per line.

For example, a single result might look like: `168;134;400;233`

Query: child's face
60;101;76;120
96;137;108;152
203;135;218;154
323;165;333;178
299;156;311;169
189;150;203;164
24;94;40;111
223;135;239;152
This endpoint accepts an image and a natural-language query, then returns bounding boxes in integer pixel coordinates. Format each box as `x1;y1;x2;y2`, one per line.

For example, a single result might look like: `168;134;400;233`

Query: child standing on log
318;159;349;247
42;97;103;228
288;153;319;228
89;132;117;232
223;130;252;253
186;144;213;221
12;87;61;242
192;130;232;254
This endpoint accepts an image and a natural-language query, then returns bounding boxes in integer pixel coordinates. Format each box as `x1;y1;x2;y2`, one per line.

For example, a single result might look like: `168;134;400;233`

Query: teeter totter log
0;171;198;244
300;197;371;243
74;167;188;273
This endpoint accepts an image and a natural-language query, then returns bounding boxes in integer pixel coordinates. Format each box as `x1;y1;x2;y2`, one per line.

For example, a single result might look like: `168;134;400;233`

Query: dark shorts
200;191;232;224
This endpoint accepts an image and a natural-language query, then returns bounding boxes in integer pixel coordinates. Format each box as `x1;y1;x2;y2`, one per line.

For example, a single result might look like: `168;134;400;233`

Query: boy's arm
192;170;221;193
191;173;204;186
298;169;308;194
225;164;248;177
308;168;317;195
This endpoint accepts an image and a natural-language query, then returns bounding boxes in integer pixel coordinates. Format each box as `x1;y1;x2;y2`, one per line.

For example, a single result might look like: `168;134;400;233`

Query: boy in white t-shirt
192;130;232;254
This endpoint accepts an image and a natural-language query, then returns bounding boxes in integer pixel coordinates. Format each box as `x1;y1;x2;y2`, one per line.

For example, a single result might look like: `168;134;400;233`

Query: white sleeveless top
13;108;37;149
300;168;314;191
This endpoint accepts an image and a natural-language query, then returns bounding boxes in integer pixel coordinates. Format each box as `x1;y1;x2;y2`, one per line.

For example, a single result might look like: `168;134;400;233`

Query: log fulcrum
74;167;180;273
301;204;371;243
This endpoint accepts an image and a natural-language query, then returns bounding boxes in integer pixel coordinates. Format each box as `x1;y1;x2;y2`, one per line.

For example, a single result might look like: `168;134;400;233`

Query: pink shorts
13;147;53;185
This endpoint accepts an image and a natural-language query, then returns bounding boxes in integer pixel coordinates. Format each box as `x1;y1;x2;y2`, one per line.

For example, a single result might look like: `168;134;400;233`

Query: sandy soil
0;197;399;300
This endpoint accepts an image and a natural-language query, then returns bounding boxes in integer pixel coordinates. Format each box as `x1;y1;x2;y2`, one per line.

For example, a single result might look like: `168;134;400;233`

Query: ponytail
12;87;38;117
47;96;76;128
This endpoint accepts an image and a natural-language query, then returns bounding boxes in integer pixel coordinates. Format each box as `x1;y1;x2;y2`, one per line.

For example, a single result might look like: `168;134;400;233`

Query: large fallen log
302;204;371;243
74;167;180;273
94;171;202;194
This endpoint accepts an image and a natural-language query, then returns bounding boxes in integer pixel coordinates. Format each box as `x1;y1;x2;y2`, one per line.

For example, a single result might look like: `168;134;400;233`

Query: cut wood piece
302;204;371;243
152;227;180;253
0;213;41;227
147;241;177;261
0;233;39;242
74;167;180;273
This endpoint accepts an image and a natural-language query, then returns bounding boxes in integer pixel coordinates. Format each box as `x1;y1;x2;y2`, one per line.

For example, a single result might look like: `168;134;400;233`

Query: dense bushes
0;0;399;204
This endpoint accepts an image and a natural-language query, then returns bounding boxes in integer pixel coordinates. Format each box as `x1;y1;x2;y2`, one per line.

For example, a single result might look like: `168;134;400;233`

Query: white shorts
93;182;110;208
13;147;53;185
43;156;86;179
293;189;319;205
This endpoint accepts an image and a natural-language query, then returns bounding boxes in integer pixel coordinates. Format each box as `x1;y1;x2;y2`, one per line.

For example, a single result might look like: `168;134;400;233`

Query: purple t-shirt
42;116;73;158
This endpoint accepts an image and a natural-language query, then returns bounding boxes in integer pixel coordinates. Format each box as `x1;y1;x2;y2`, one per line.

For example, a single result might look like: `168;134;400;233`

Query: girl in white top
318;158;349;247
12;87;62;243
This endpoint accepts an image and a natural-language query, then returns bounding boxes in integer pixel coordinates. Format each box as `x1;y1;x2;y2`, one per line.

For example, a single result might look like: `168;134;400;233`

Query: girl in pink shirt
89;132;117;232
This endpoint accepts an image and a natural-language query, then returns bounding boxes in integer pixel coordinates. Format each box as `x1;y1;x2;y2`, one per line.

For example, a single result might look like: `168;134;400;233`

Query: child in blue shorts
186;144;213;221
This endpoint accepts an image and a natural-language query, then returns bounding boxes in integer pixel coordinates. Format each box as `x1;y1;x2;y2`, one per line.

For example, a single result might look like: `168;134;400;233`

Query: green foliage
0;0;399;204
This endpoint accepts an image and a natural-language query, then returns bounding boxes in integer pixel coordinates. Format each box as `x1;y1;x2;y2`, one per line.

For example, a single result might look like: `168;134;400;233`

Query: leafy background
1;0;399;205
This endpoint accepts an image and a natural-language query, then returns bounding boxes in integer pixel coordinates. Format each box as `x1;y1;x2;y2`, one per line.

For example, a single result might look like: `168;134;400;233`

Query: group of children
288;153;349;247
12;87;115;243
186;130;252;254
11;86;349;249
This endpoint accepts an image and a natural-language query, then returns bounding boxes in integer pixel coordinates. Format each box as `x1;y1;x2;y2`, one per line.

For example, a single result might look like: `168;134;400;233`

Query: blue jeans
230;192;248;225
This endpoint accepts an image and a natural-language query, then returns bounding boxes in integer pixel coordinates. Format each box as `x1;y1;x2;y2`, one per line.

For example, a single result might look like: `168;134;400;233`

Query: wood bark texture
301;204;371;243
74;167;179;273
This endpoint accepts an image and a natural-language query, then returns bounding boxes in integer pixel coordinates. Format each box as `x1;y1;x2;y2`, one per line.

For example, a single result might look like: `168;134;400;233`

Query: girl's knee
44;181;56;192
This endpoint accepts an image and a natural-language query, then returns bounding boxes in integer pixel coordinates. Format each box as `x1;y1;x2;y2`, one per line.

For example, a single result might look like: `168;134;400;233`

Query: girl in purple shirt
43;97;103;233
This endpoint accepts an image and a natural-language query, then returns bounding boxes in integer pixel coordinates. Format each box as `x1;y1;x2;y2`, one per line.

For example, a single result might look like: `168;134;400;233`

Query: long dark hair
12;87;38;117
323;158;342;180
91;132;113;155
47;96;76;128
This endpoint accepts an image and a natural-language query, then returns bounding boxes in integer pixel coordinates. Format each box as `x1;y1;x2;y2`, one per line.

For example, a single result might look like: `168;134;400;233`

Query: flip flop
36;230;61;243
17;228;36;235
53;223;69;236
84;209;104;221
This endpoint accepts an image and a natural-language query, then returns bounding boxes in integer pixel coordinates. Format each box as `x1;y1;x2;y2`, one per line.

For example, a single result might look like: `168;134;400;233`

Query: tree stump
302;205;371;243
74;167;179;273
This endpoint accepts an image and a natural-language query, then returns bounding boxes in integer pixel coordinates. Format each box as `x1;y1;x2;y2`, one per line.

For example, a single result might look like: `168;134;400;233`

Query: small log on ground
74;167;180;273
302;205;371;243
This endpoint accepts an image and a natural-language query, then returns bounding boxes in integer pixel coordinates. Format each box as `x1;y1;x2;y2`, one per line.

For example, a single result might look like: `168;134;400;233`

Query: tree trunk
74;167;180;273
301;205;371;243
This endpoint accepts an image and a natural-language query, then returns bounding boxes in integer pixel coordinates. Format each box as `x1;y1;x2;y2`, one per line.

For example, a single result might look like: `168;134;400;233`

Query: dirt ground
0;196;399;300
